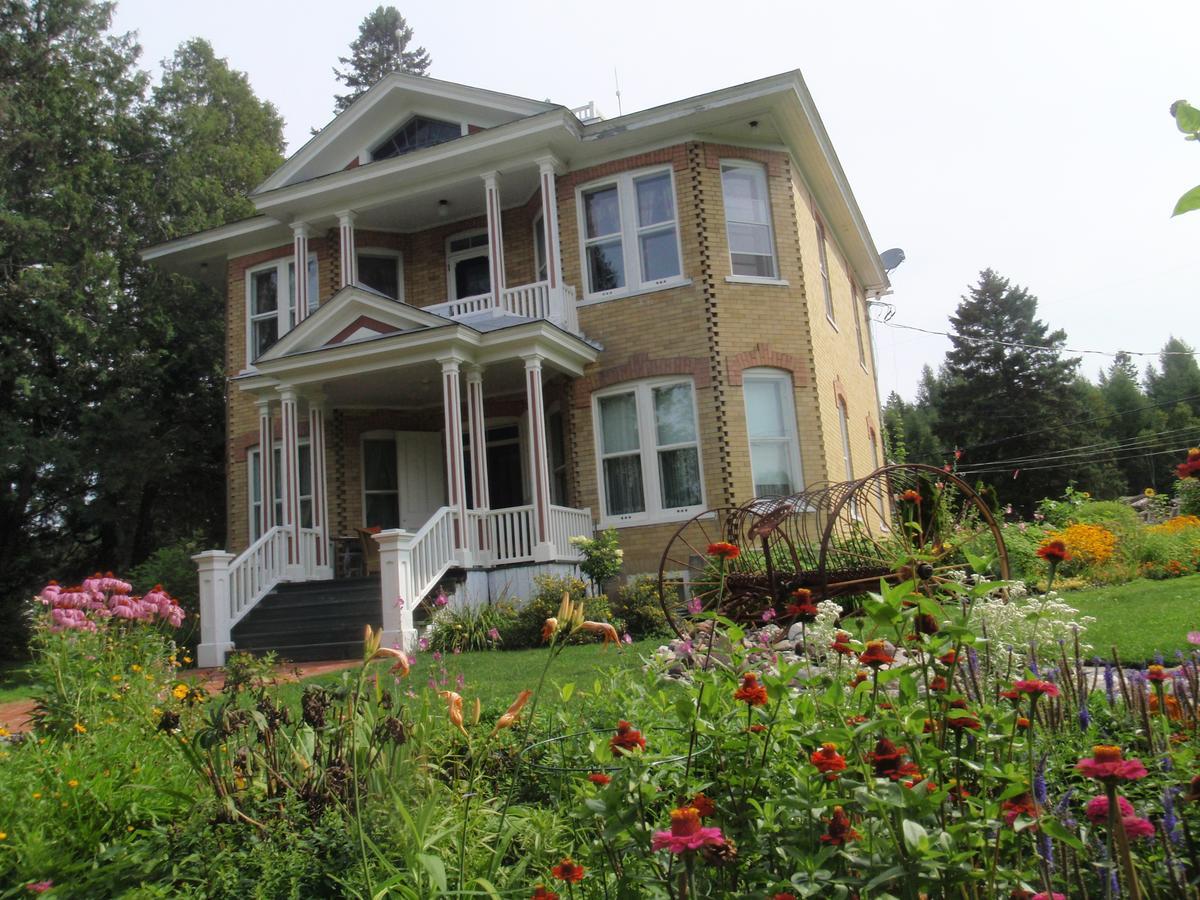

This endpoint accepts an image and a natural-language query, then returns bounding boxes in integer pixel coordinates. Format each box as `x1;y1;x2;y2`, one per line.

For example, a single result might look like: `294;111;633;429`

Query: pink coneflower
650;806;725;853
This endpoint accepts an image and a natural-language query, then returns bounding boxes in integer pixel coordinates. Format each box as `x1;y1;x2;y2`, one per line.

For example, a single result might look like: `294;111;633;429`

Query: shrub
1137;527;1198;579
128;535;204;654
997;522;1051;582
425;600;518;653
1178;477;1200;516
611;576;673;639
503;575;612;649
569;527;623;591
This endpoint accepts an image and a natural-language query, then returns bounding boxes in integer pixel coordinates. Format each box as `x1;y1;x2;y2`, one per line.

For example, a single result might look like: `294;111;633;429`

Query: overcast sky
110;0;1200;400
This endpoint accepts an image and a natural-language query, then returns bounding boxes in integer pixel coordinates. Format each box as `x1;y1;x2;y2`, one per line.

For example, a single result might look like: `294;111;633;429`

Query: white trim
356;246;404;301
724;275;789;286
249;439;312;543
574;164;686;302
837;397;854;482
742;369;804;498
575;278;693;308
591;376;706;529
245;253;318;364
815;217;835;324
719;159;779;280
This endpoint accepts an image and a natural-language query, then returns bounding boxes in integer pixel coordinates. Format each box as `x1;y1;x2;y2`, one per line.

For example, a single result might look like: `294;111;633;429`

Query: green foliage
570;527;624;589
1138;527;1200;579
997;522;1050;582
332;5;431;114
127;536;204;652
1171;99;1200;215
426;600;517;653
610;576;673;639
1179;478;1200;516
504;576;612;649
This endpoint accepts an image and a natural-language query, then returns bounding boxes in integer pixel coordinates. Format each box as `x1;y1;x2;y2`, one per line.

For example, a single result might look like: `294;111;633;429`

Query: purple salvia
1177;650;1186;663
1038;830;1055;870
1078;697;1091;731
1164;787;1181;844
1104;661;1116;707
1162;755;1174;773
1155;650;1165;666
967;646;979;675
1034;755;1048;805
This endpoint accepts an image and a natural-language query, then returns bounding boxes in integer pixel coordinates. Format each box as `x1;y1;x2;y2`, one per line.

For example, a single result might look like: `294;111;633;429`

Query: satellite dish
880;248;906;273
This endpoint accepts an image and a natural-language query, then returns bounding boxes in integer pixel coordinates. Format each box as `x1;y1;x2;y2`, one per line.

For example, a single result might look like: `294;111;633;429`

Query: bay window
579;167;683;299
594;379;703;524
721;161;777;278
742;370;803;497
247;255;318;362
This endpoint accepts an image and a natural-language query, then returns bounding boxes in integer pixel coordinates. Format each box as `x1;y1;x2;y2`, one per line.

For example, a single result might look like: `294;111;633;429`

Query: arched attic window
371;116;461;161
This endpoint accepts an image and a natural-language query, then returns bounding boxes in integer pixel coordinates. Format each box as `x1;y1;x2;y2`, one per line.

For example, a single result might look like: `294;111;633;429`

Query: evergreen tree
1097;352;1152;493
882;392;908;463
1144;337;1200;418
935;270;1096;511
333;6;430;114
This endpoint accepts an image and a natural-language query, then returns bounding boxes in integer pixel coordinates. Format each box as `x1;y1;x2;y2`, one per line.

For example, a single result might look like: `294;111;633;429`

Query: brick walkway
0;658;359;734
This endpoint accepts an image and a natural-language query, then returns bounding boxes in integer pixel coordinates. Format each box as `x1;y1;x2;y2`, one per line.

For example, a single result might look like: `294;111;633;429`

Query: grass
1063;574;1200;663
0;660;36;706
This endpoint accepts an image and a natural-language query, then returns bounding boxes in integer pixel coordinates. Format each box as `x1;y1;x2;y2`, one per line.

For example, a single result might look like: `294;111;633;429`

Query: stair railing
374;506;459;653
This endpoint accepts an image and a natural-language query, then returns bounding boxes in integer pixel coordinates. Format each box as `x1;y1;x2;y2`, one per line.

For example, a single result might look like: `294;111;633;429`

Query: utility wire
955;426;1200;471
874;318;1199;358
958;444;1192;477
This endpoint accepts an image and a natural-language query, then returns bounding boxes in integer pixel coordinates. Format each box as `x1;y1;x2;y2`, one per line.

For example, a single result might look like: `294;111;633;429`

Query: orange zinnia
690;792;716;817
811;742;847;777
610;720;646;754
707;541;740;560
550;857;585;883
734;672;769;706
859;640;894;668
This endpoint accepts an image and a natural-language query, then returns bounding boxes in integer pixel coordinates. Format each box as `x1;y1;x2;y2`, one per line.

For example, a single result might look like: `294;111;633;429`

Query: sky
109;0;1200;400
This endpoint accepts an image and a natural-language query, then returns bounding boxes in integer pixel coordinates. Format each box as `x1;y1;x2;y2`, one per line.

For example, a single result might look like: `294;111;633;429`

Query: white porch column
193;550;235;668
256;397;275;536
337;210;357;288
375;529;416;653
465;365;491;562
307;393;330;570
278;386;303;574
523;354;554;561
537;157;564;291
440;358;470;564
292;223;311;324
481;171;506;305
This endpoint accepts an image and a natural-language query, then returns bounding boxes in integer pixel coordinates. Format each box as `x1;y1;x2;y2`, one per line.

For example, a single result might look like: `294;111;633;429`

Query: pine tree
1145;337;1200;418
1097;353;1152;493
332;6;431;114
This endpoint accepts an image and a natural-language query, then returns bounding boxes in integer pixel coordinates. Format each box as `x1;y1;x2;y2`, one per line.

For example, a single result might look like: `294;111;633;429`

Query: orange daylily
542;617;559;642
581;621;620;650
438;690;468;736
370;646;410;677
491;689;533;737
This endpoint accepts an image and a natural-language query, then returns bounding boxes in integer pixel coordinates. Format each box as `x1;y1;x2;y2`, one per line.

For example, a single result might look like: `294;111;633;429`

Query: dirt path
0;659;358;734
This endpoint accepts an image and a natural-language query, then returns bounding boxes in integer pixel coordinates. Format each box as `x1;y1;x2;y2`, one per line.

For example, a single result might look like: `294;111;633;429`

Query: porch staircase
230;577;385;662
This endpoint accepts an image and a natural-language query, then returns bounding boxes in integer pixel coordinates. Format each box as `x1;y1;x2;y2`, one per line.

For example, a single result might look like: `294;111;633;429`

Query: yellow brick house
145;70;891;666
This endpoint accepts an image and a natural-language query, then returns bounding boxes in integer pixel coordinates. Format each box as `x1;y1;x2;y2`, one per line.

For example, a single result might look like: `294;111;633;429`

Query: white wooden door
396;431;446;530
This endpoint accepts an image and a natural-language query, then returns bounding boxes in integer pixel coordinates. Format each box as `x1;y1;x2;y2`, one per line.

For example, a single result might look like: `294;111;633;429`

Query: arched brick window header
832;377;848;409
727;343;808;386
572;354;710;407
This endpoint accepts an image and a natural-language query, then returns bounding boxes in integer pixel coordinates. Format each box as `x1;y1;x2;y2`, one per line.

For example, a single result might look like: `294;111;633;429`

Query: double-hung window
579;168;682;299
816;218;834;323
247;256;318;362
362;436;400;530
743;370;803;497
852;282;868;369
249;442;312;541
357;250;403;300
594;379;703;524
721;161;777;278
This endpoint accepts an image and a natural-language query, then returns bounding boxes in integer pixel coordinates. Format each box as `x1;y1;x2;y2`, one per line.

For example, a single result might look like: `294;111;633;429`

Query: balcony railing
425;281;578;334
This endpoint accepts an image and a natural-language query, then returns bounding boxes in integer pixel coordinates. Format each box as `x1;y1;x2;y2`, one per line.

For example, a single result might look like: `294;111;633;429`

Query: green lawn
0;660;36;706
1064;574;1200;663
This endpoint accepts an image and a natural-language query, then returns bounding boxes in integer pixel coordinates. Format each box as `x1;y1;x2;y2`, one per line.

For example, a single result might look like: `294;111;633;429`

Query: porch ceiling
347;166;541;233
316;356;534;409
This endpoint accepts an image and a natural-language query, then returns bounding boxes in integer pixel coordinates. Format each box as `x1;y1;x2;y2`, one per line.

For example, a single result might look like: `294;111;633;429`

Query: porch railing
548;505;593;560
228;526;289;629
466;505;536;563
425;280;579;333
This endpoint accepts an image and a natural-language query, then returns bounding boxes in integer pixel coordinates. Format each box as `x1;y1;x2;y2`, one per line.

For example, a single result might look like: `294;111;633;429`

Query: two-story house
145;70;891;666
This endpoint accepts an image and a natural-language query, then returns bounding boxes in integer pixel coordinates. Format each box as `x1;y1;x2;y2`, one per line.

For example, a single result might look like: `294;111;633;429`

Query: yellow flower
130;664;142;673
0;727;8;737
73;722;86;734
67;779;78;789
172;684;189;700
1144;487;1157;497
32;792;41;800
110;674;122;682
183;656;192;664
0;831;6;840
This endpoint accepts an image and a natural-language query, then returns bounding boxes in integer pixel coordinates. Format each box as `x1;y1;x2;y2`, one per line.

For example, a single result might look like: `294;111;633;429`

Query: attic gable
255;285;451;362
257;73;556;193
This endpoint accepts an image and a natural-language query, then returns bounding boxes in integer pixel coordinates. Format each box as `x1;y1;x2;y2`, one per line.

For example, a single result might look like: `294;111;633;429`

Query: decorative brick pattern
571;354;711;407
726;344;809;386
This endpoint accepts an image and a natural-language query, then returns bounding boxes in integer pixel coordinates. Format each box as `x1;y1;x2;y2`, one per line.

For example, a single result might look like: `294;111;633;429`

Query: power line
958;444;1192;477
957;426;1200;471
874;318;1199;358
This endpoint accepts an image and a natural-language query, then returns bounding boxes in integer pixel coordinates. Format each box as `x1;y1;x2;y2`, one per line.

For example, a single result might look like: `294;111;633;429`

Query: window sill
725;275;789;287
577;278;693;307
597;507;707;530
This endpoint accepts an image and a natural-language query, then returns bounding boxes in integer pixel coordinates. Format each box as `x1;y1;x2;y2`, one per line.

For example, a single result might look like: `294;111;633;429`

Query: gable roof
257;73;558;193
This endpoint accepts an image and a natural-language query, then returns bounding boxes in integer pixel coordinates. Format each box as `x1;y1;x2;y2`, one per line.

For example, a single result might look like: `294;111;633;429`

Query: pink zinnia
1031;893;1066;900
1076;745;1148;783
1085;794;1134;824
1121;816;1156;839
651;806;724;853
25;882;54;894
1013;679;1059;699
1188;631;1200;647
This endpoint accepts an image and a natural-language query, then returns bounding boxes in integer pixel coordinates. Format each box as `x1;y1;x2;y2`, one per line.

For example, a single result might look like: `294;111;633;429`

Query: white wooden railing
194;526;288;667
548;505;593;560
466;505;536;563
300;527;322;577
376;506;460;653
424;280;579;333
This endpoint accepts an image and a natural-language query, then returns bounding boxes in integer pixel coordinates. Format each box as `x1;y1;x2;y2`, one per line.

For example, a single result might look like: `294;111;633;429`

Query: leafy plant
610;576;673;639
1171;99;1200;215
425;600;517;653
503;576;612;649
569;528;624;593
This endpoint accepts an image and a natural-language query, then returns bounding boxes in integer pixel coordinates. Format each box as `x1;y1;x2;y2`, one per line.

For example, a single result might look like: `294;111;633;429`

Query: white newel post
292;223;311;324
482;171;506;307
440;358;470;564
337;210;357;288
308;393;330;572
524;355;555;561
256;397;275;535
375;529;416;653
465;365;490;562
537;157;564;294
279;386;303;577
194;550;235;668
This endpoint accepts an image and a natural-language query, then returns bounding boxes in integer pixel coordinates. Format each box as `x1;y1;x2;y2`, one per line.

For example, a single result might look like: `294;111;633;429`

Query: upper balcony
426;280;578;334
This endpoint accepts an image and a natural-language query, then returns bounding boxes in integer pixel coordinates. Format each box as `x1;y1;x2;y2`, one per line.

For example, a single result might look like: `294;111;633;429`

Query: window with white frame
721;161;777;278
579;168;682;299
247;256;318;361
248;442;312;541
594;379;703;523
816;218;834;323
357;250;403;300
852;282;867;368
837;399;853;481
869;429;888;529
362;436;400;530
743;370;803;497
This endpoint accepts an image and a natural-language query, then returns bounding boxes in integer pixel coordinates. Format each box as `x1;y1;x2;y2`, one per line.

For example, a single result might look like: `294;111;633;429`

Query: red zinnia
830;631;855;656
859;640;894;668
819;806;860;845
913;613;940;636
531;886;560;900
898;489;921;504
707;541;740;560
1000;688;1021;703
1085;794;1135;824
1147;664;1169;683
550;858;585;883
1002;792;1039;828
1036;540;1070;564
946;708;981;731
929;675;948;692
772;894;798;900
587;772;611;786
1015;716;1030;730
734;672;769;707
869;738;905;778
1076;745;1148;783
849;669;870;688
1013;679;1059;699
938;650;958;666
746;723;767;734
786;592;819;620
610;720;646;755
690;792;716;817
811;742;847;777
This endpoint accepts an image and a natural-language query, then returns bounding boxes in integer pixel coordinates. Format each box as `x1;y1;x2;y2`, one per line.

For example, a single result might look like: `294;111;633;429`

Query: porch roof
234;284;598;393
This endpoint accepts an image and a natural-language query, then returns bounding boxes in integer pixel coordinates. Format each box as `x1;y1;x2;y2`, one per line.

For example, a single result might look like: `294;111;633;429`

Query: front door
361;431;446;531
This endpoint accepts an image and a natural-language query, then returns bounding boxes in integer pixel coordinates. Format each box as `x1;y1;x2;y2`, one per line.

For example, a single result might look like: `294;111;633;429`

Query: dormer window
371;116;461;161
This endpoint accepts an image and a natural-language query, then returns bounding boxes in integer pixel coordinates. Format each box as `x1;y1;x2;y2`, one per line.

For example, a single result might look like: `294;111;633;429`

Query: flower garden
3;462;1200;897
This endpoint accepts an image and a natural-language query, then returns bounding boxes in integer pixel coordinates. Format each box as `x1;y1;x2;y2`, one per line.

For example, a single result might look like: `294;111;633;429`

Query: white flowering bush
569;528;623;590
967;581;1095;663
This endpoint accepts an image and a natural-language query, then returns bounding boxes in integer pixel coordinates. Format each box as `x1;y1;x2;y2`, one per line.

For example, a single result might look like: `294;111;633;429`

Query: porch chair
356;526;382;576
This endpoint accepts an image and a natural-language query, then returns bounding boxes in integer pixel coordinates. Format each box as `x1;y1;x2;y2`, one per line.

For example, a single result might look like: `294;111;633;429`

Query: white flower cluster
967;582;1095;661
